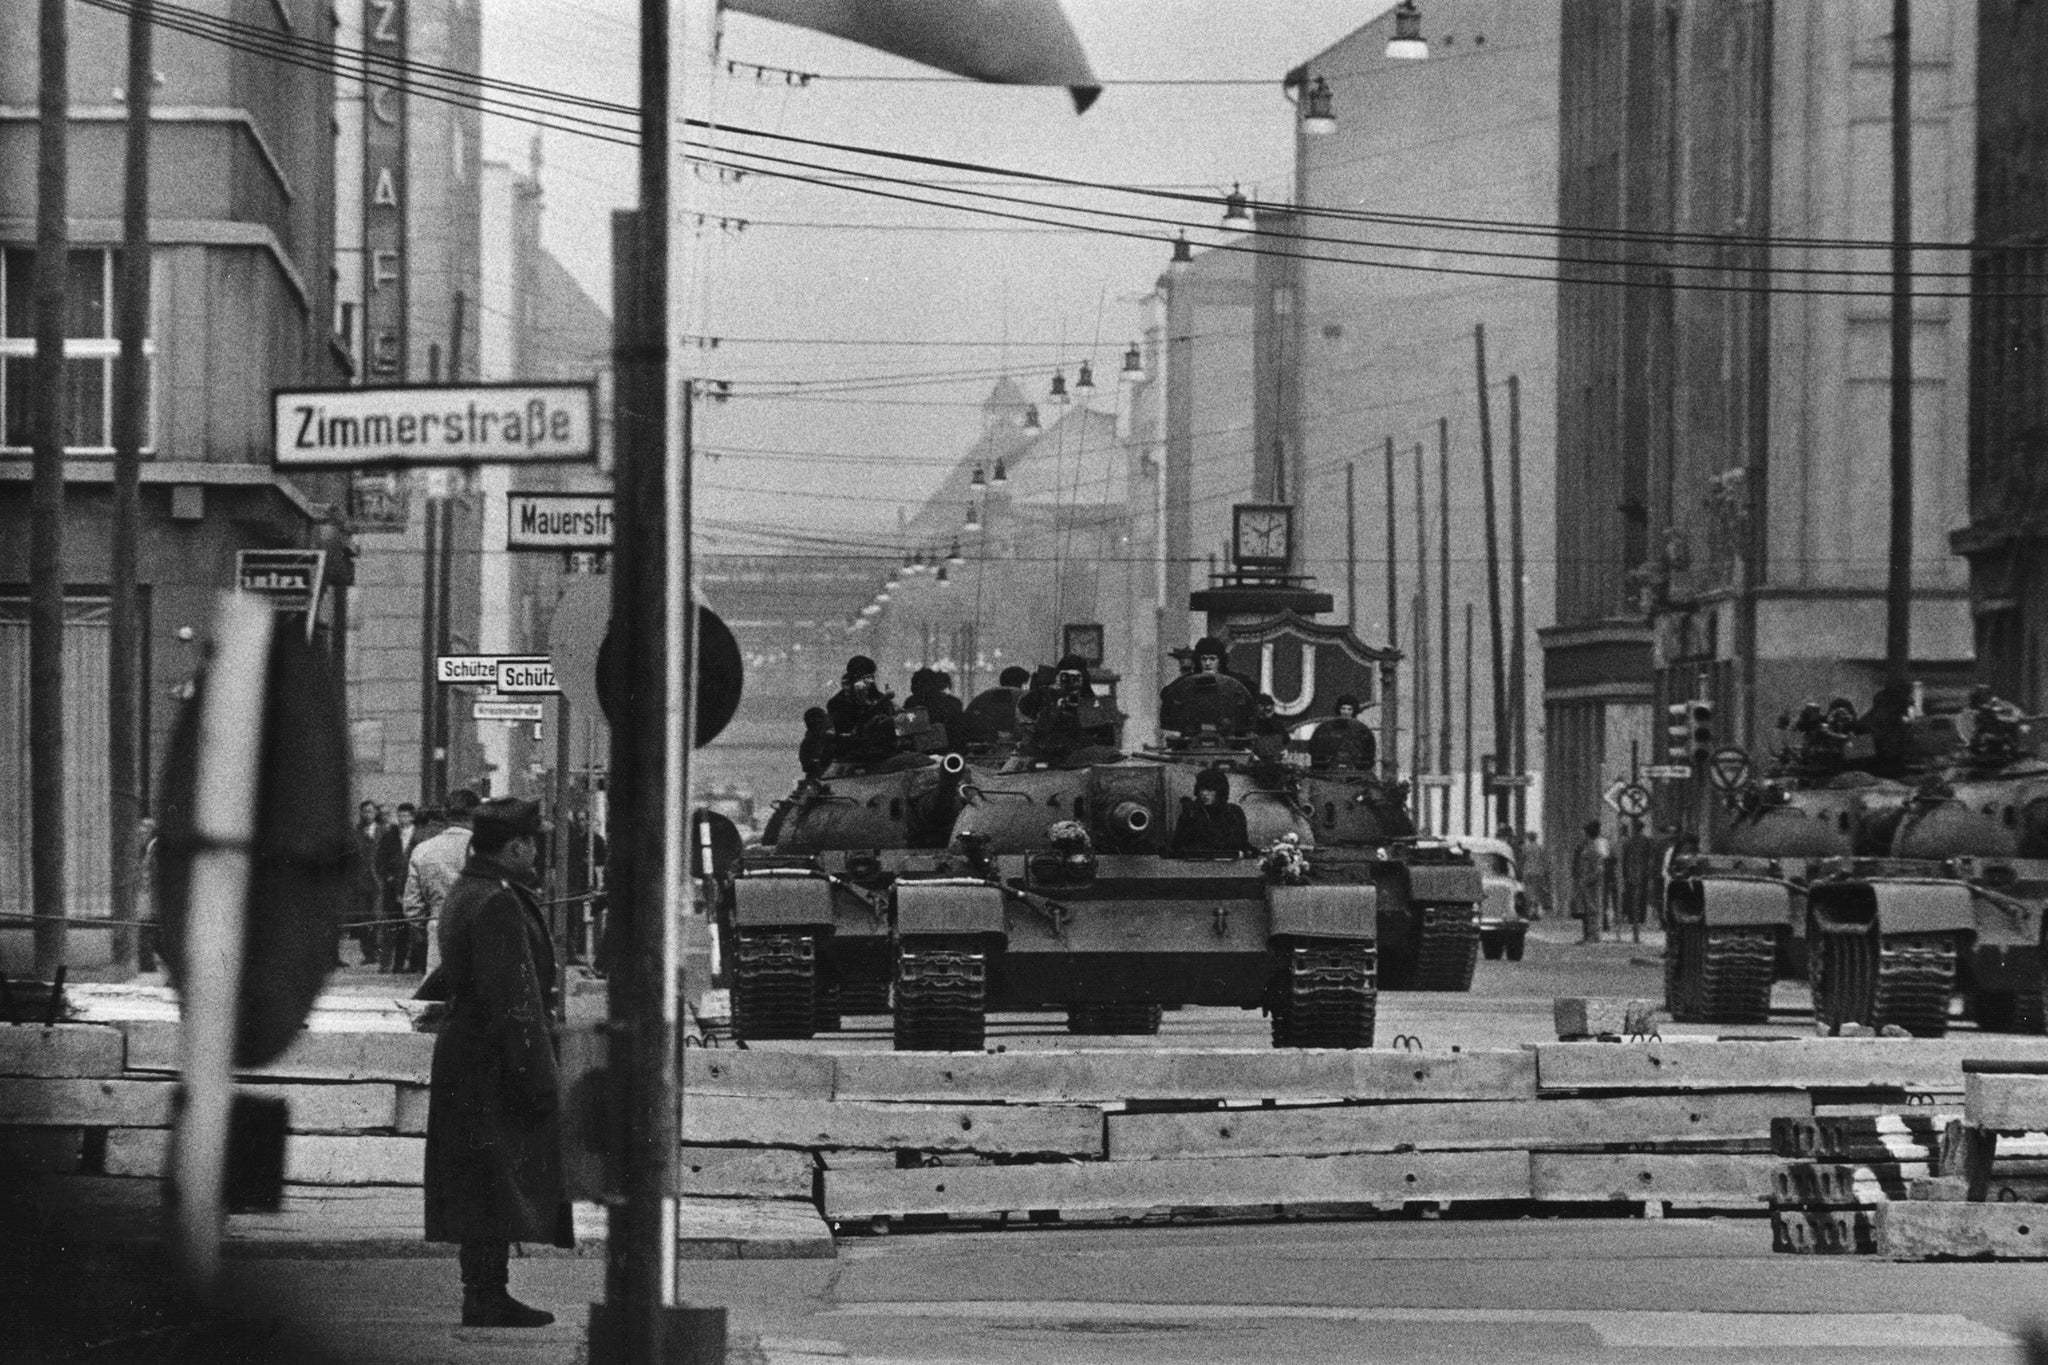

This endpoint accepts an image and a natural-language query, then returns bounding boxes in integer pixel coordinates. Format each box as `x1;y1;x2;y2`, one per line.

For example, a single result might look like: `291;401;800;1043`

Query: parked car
1458;836;1529;962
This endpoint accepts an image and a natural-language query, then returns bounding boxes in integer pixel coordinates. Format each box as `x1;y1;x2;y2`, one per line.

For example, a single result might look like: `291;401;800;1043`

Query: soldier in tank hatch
827;654;898;765
1171;767;1253;857
959;664;1032;751
1307;693;1377;771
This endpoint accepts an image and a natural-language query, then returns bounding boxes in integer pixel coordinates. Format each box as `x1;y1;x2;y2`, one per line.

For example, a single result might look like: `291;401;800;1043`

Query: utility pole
417;492;440;799
30;0;71;979
1437;418;1451;837
1884;0;1913;687
433;294;467;800
1413;442;1430;831
1344;461;1357;627
1506;374;1528;839
1473;325;1509;835
110;0;152;970
1383;436;1399;781
1463;601;1475;836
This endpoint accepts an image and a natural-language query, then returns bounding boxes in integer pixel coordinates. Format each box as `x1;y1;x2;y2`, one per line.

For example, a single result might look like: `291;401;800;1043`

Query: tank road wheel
1269;940;1376;1049
731;932;818;1041
1410;904;1481;992
839;977;893;1016
893;944;987;1052
1064;1003;1163;1035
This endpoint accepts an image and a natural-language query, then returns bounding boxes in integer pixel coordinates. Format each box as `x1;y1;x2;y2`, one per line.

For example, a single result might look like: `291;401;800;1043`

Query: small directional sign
437;654;545;686
1414;774;1454;788
1487;773;1535;789
473;699;545;723
506;492;613;550
1708;746;1754;792
1614;782;1651;819
1642;764;1694;781
494;658;559;694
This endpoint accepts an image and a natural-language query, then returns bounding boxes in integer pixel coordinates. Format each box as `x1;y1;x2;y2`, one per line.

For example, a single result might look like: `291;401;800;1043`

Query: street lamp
1049;369;1069;402
970;465;987;490
1300;76;1336;135
934;563;952;585
1120;342;1144;383
946;539;965;565
964;503;982;533
1386;0;1429;59
1221;183;1253;229
1022;406;1041;431
1169;231;1194;271
1074;360;1095;396
992;456;1010;484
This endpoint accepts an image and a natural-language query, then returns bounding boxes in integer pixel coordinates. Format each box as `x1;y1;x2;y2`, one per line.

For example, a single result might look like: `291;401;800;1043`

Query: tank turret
764;752;968;853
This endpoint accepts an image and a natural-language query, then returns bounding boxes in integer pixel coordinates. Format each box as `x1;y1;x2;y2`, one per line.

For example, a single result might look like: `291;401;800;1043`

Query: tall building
0;2;349;970
336;0;487;805
1958;0;2048;704
1289;0;1559;835
1548;1;1976;850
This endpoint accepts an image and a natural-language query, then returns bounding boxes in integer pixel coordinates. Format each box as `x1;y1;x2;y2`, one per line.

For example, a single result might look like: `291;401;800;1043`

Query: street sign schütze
437;654;545;686
1708;746;1754;792
273;382;597;467
1642;763;1694;780
1615;783;1652;819
507;492;614;550
495;658;559;694
236;549;325;611
473;699;545;722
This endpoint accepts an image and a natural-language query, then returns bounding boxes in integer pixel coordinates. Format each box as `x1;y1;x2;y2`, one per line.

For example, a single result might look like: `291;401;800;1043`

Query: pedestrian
352;800;385;966
1619;820;1658;944
404;789;479;976
375;803;418;968
420;796;571;1327
135;817;160;972
1572;819;1614;943
1519;830;1548;920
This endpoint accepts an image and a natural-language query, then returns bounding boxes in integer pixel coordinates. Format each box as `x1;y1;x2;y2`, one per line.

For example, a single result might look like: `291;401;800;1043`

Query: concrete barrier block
1552;999;1655;1040
0;1024;124;1078
686;1095;1103;1157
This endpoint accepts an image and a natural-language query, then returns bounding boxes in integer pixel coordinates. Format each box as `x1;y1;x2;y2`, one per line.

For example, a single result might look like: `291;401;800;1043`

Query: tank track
813;981;843;1034
1972;981;2047;1034
1269;941;1377;1049
1064;1003;1163;1035
892;947;987;1052
838;977;893;1015
731;932;817;1041
1666;921;1774;1025
1811;921;1956;1038
1408;904;1480;992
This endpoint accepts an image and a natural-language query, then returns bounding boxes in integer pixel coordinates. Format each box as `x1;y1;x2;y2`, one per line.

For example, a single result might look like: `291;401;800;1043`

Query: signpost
508;492;615;550
1614;783;1651;819
1414;774;1454;788
1642;764;1694;781
1487;772;1534;789
474;699;545;723
272;382;598;467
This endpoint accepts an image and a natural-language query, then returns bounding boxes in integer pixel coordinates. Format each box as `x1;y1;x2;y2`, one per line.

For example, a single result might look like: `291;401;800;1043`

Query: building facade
1957;0;2048;706
0;0;349;967
1549;0;1976;852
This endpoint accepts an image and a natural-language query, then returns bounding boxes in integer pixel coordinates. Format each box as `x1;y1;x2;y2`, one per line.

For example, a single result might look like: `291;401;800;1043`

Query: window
0;248;155;454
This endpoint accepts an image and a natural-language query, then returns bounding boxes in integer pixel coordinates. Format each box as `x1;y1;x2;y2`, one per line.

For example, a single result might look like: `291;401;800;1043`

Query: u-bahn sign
506;492;614;550
272;383;597;467
1222;612;1397;718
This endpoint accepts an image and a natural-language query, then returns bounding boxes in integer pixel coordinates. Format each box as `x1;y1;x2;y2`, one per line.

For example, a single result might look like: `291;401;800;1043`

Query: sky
480;1;1398;541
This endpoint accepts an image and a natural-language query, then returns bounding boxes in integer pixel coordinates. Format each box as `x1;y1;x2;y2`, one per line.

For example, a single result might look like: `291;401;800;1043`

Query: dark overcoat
422;853;573;1246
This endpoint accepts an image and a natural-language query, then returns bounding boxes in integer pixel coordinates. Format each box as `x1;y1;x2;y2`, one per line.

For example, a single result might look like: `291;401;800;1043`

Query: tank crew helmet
843;654;878;684
1334;693;1360;718
1255;692;1277;712
1194;767;1231;801
999;665;1031;688
909;666;938;700
1826;696;1857;719
1054;653;1092;689
1193;636;1227;670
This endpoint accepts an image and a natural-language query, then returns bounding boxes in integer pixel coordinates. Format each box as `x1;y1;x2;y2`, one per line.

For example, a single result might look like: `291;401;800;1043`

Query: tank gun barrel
1109;800;1153;838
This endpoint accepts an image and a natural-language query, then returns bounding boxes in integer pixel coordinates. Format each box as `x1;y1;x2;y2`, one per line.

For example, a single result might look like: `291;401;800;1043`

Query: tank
1664;773;1909;1025
723;744;973;1041
1805;710;2048;1038
911;670;1380;1052
1289;766;1486;993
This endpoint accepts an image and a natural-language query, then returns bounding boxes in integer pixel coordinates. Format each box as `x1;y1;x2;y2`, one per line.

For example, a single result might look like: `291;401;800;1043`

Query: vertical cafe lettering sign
363;0;406;378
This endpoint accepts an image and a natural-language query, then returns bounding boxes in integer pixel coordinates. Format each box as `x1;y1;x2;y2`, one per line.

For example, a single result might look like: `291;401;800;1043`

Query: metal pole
418;494;439;798
1884;0;1913;686
1383;436;1399;781
1473;325;1509;835
1413;443;1430;830
433;497;454;800
29;0;71;979
1463;601;1475;837
110;0;152;971
1437;418;1452;837
1506;374;1528;839
1345;461;1358;627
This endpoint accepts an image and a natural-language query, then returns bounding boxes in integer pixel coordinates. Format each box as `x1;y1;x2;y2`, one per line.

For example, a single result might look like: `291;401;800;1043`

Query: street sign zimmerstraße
272;382;597;467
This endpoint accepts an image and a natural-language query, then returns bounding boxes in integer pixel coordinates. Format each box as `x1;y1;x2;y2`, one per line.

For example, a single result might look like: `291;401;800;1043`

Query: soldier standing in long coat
422;796;572;1328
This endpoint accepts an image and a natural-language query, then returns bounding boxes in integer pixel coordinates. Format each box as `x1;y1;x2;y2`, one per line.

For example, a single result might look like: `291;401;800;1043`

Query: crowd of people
1566;818;1693;944
349;790;481;974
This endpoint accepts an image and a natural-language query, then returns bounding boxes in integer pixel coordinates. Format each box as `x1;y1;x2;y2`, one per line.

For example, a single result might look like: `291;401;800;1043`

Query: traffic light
1690;700;1716;765
1667;701;1693;763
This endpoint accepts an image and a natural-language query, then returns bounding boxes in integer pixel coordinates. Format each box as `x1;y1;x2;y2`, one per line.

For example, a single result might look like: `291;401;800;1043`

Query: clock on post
1232;503;1294;572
